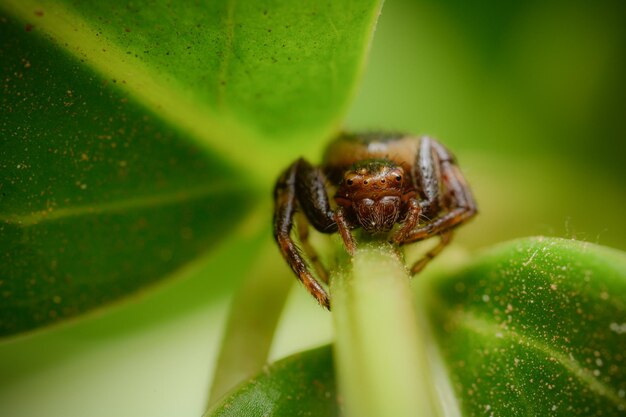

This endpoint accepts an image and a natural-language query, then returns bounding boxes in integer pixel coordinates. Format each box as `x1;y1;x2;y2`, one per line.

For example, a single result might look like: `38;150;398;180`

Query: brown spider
273;132;477;309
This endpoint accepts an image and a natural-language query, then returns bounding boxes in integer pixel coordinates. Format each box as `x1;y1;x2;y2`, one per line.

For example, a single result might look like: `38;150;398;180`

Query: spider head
335;160;406;233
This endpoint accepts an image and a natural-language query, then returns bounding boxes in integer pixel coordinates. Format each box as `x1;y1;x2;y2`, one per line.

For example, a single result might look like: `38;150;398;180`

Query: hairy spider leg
296;213;329;284
333;206;356;256
273;158;338;309
410;231;453;274
397;137;477;272
391;198;421;244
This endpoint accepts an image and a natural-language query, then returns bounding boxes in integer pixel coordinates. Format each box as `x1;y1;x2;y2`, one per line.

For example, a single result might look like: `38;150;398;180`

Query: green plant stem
207;240;293;406
331;240;438;417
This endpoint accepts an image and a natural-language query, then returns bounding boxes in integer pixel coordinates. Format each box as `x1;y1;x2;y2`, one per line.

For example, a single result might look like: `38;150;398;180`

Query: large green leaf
212;238;626;416
0;0;383;337
423;237;626;416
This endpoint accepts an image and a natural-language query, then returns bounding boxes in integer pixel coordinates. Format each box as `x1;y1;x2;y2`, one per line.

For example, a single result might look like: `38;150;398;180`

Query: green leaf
206;345;338;417
421;237;626;416
0;0;383;337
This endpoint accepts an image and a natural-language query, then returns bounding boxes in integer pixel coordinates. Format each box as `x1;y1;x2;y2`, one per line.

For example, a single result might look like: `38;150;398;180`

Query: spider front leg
296;213;329;283
333;206;356;256
394;137;477;272
410;231;453;274
273;158;338;309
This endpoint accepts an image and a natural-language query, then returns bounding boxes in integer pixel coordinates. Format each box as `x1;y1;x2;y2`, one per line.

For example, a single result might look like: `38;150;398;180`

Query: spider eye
396;175;402;181
346;179;354;185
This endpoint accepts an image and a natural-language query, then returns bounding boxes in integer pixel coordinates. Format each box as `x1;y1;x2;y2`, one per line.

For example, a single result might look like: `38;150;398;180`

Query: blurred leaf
0;0;383;337
422;237;626;416
208;239;293;405
206;345;338;417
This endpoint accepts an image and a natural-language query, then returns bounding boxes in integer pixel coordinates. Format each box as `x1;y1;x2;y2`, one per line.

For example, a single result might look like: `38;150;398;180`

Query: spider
273;132;477;309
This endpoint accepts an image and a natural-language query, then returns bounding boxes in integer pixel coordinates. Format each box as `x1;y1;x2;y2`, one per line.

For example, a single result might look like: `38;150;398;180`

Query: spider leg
293;158;357;257
392;198;421;245
334;206;356;256
397;137;477;247
296;213;329;284
410;230;453;274
273;158;337;309
294;159;338;234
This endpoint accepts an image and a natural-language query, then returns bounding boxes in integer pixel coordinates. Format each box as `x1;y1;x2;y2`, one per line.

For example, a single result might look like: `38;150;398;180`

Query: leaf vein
1;182;240;226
